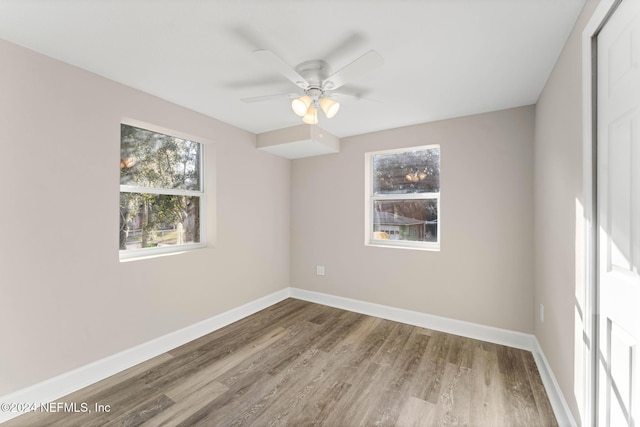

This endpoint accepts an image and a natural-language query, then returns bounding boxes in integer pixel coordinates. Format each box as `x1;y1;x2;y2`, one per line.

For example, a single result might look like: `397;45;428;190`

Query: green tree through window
119;124;204;255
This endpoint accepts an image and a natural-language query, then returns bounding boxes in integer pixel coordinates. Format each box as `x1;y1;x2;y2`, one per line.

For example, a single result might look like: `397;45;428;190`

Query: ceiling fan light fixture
291;95;311;117
302;106;318;125
319;97;340;119
248;49;384;126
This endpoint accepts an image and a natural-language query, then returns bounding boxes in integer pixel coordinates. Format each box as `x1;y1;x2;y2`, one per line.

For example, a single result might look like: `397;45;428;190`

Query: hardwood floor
4;299;558;426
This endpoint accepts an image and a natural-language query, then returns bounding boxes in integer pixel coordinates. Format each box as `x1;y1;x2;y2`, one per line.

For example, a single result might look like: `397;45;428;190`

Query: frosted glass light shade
302;106;318;124
291;96;311;117
319;97;340;118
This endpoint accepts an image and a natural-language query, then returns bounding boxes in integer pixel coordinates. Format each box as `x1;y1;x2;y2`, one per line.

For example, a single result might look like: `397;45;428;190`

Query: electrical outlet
540;304;545;323
316;265;325;276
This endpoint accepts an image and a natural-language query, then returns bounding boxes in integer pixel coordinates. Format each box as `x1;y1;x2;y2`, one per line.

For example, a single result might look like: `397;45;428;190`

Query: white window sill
366;240;440;251
119;243;205;262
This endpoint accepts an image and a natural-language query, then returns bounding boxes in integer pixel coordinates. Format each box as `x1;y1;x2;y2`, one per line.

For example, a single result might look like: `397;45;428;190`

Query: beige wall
1;2;605;420
291;106;535;333
0;38;290;396
534;0;600;423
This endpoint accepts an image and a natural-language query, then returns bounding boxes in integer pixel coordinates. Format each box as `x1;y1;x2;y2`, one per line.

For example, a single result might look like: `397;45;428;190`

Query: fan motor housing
295;60;332;86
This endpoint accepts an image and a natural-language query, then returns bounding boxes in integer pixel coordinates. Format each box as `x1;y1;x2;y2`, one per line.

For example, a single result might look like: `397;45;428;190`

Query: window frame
119;120;207;260
364;144;441;251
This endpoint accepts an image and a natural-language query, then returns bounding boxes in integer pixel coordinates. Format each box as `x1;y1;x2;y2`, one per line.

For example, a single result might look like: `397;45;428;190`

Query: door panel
607;320;636;426
597;0;640;426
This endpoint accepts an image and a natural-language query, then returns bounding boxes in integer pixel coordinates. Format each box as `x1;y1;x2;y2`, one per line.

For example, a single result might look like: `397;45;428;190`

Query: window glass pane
120;124;201;191
119;192;201;250
372;147;439;194
373;199;438;242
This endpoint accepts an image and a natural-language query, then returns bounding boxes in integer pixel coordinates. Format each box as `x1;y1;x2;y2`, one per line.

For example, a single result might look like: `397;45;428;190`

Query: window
365;145;440;250
119;123;205;258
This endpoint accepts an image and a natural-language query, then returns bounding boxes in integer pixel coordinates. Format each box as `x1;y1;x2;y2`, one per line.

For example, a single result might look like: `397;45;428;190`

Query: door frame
582;1;624;425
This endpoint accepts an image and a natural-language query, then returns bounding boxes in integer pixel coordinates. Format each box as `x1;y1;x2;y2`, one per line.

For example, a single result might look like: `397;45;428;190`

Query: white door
597;0;640;425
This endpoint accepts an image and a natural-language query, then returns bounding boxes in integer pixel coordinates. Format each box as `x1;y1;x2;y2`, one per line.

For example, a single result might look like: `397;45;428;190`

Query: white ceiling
0;0;586;138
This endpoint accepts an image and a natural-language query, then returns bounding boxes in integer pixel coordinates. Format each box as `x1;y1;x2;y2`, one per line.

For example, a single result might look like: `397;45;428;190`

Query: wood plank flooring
4;299;558;426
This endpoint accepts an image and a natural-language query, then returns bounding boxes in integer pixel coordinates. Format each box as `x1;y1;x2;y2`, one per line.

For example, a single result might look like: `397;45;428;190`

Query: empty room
1;0;638;426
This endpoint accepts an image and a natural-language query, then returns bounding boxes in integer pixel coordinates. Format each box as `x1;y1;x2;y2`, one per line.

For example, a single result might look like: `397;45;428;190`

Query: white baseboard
531;337;578;427
290;287;577;427
0;288;290;424
290;288;535;350
0;287;575;427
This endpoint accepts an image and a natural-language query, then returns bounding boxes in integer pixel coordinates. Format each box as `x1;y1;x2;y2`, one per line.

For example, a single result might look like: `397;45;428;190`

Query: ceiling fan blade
241;93;298;103
324;50;384;90
331;91;381;104
320;32;366;64
332;85;372;99
253;49;309;89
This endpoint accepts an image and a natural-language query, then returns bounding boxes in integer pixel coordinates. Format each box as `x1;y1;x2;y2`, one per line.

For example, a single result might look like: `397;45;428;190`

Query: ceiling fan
241;49;384;124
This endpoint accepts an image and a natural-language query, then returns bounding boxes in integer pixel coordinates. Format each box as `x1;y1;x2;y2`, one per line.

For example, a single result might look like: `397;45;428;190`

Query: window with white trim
119;123;205;258
365;145;440;250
